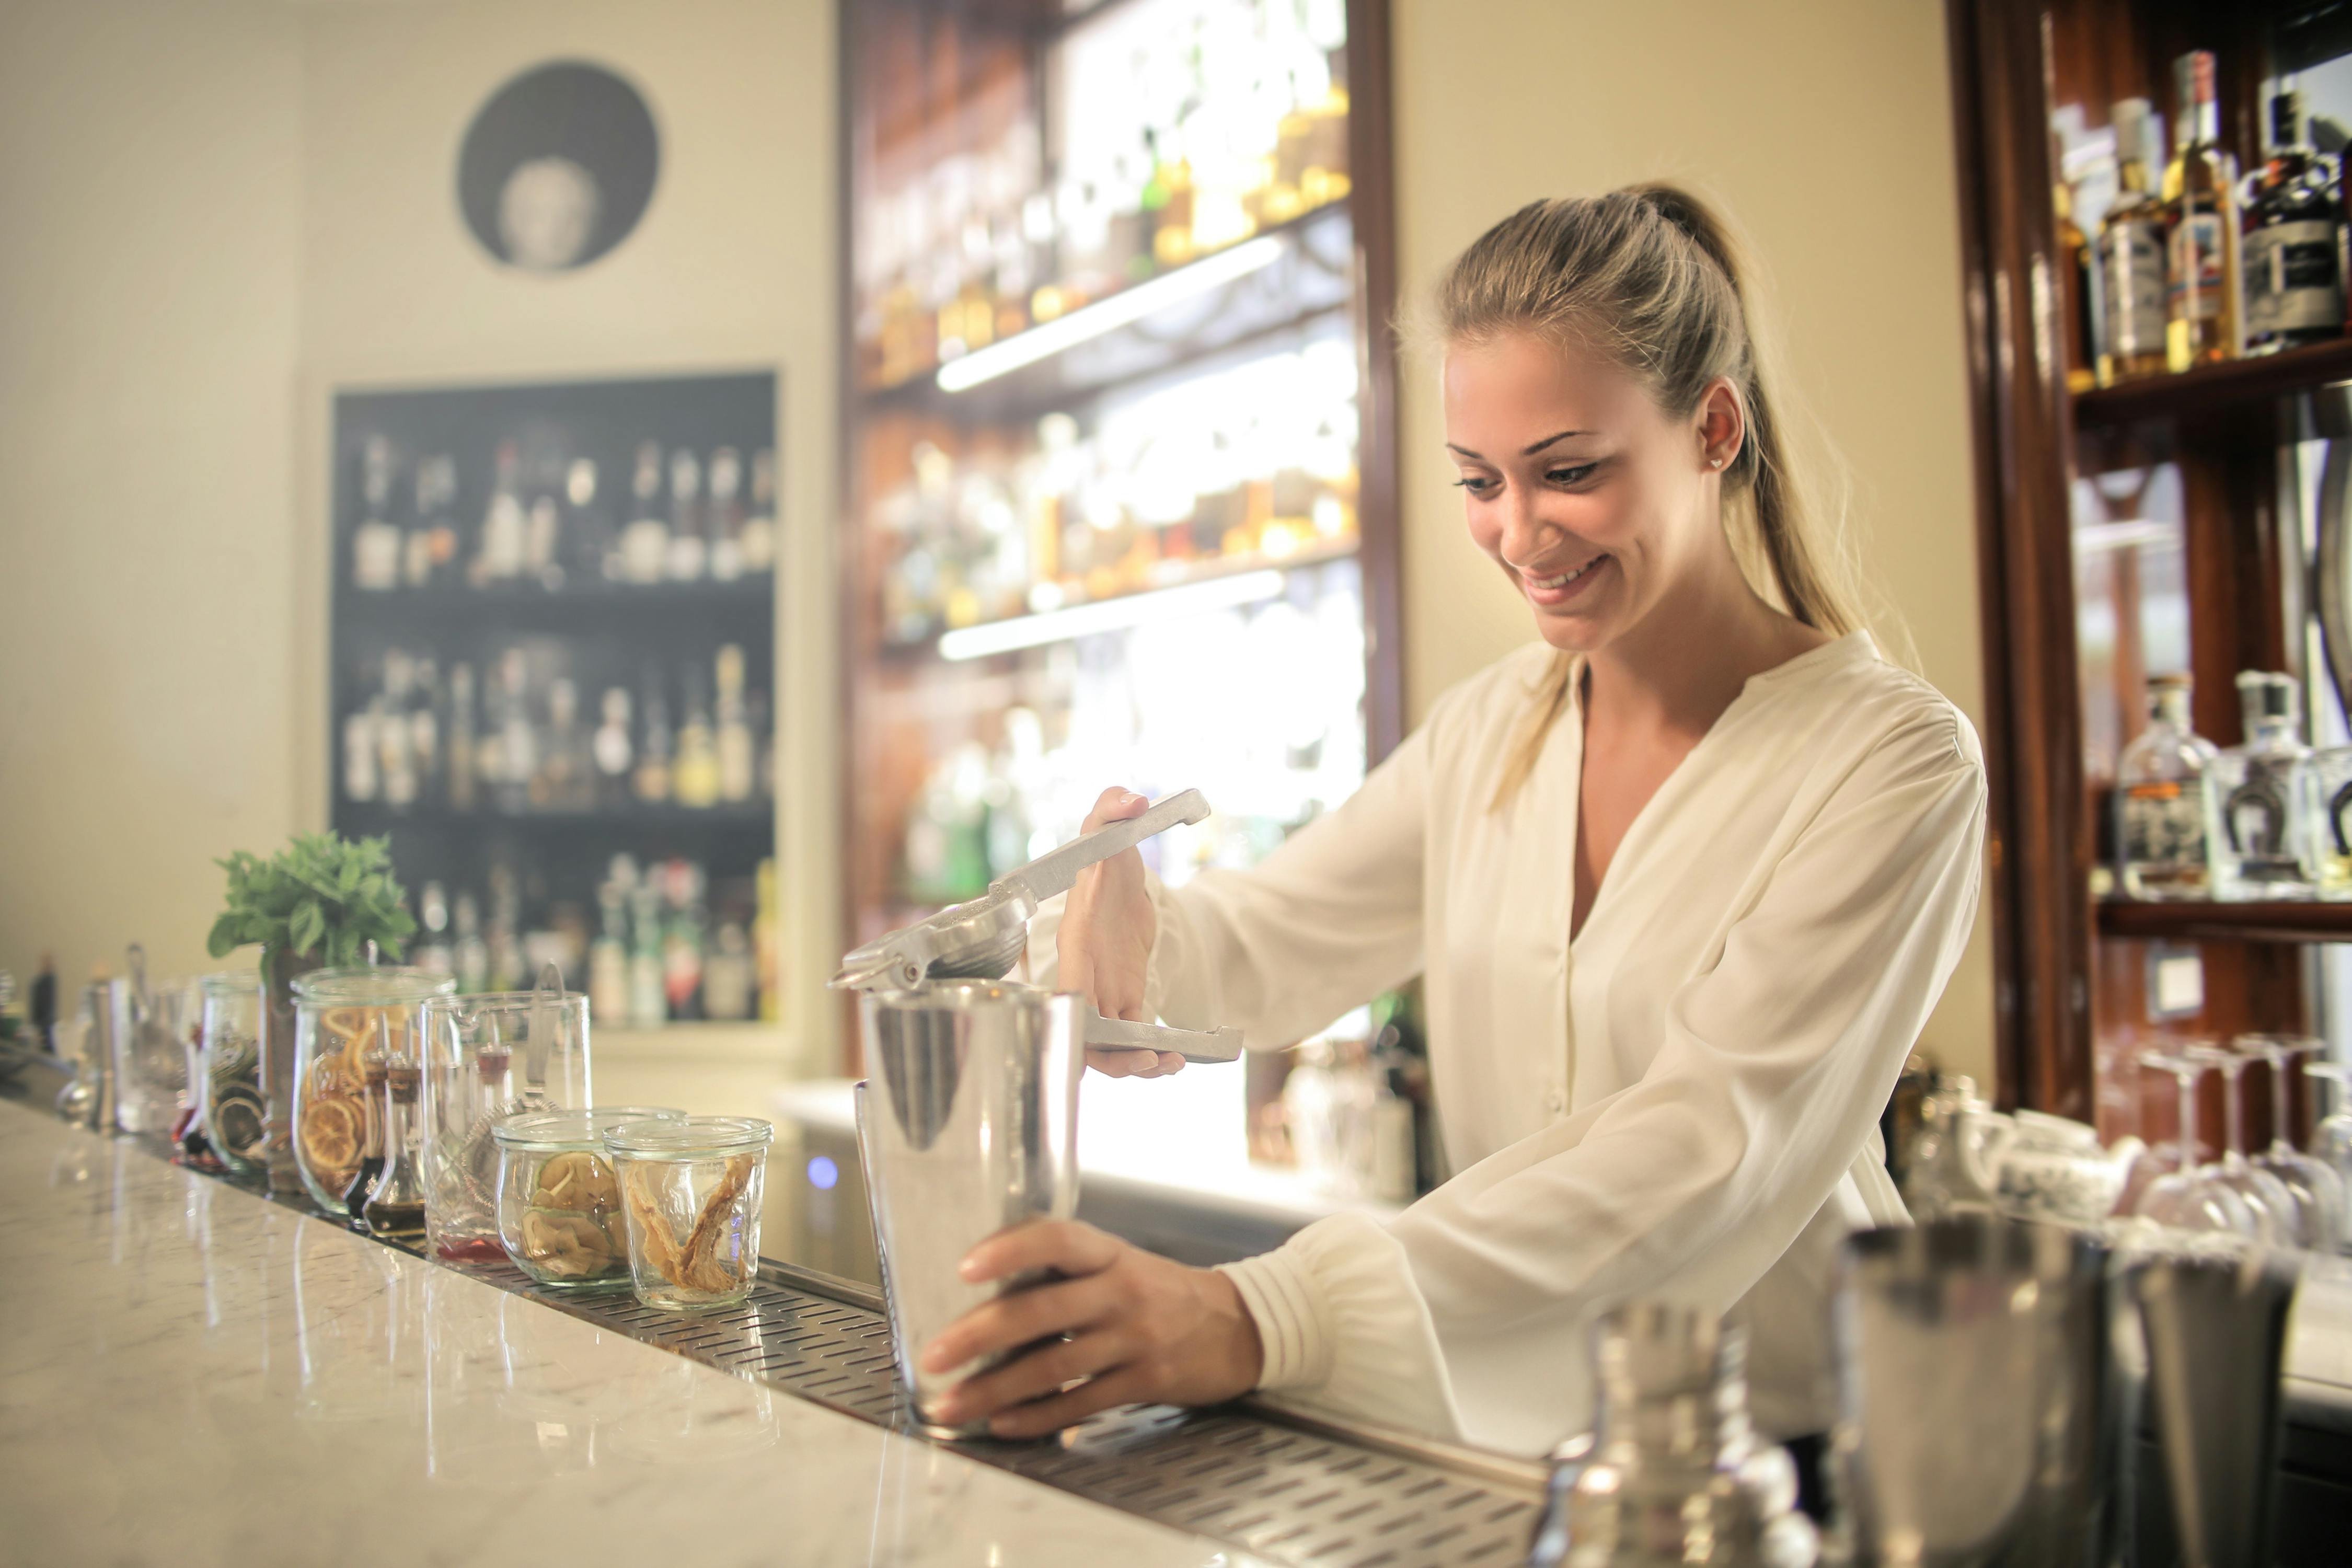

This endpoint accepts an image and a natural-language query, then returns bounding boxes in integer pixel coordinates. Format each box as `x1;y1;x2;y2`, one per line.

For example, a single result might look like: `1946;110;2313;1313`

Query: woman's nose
1497;487;1552;569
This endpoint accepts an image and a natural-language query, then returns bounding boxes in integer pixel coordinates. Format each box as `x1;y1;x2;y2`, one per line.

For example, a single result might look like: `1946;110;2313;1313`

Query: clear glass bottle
2243;87;2345;354
1527;1306;1815;1568
2210;671;2315;900
2118;673;2219;899
342;1028;389;1229
363;1043;429;1241
2162;50;2243;370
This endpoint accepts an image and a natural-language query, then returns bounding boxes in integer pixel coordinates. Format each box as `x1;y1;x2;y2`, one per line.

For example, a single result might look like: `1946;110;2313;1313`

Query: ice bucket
855;980;1083;1437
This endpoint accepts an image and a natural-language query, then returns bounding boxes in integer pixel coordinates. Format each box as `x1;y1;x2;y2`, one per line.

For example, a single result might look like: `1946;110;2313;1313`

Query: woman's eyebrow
1443;430;1595;461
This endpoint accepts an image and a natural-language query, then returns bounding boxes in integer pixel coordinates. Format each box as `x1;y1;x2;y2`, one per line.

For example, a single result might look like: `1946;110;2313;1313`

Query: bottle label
2244;218;2344;335
2122;780;2206;870
2097;219;2166;355
2166;211;2227;322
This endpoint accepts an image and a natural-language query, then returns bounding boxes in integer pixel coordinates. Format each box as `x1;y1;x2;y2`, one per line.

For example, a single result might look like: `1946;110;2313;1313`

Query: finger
921;1270;1119;1374
1080;787;1149;834
1085;1047;1157;1078
932;1329;1132;1424
961;1217;1122;1286
987;1365;1155;1440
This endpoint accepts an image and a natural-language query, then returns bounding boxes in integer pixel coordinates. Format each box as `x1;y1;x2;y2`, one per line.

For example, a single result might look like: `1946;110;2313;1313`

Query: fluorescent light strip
938;569;1288;661
936;236;1288;393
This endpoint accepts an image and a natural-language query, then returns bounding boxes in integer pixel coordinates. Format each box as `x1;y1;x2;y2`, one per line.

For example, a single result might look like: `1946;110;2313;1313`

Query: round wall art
457;61;659;273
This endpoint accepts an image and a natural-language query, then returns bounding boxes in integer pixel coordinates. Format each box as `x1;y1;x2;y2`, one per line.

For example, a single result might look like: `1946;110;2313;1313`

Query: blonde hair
1436;184;1872;808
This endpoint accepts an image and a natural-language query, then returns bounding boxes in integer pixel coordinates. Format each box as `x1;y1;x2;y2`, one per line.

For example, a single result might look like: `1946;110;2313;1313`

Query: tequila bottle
2211;672;2314;900
2118;674;2218;900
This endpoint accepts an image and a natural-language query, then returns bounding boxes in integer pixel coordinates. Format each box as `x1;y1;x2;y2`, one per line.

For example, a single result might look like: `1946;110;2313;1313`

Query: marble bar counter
0;1097;1267;1568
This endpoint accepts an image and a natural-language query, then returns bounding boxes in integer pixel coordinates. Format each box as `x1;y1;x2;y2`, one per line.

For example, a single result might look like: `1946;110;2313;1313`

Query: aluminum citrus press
830;788;1243;1063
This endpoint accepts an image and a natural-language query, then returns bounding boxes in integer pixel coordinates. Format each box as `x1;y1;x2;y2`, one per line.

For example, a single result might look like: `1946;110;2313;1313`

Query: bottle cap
2112;98;2152;163
2235;669;2298;722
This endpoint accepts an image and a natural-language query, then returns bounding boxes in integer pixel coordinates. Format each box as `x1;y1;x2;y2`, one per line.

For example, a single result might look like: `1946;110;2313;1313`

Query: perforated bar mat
480;1256;1547;1568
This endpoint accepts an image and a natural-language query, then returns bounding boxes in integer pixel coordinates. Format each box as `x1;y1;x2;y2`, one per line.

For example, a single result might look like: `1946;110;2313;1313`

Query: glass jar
420;990;594;1262
195;973;267;1174
604;1116;773;1311
289;967;454;1214
492;1108;685;1288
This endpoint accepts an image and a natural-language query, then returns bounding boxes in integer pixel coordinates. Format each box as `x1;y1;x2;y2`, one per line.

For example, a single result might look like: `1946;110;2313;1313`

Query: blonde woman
917;186;1986;1471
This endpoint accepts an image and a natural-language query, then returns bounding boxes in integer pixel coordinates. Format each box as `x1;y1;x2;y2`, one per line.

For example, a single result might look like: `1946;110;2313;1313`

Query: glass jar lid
200;970;263;995
603;1114;774;1158
291;966;456;1007
493;1106;688;1152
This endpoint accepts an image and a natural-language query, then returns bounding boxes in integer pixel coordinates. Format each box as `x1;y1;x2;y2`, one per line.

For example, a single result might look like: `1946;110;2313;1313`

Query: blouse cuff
1217;1246;1334;1390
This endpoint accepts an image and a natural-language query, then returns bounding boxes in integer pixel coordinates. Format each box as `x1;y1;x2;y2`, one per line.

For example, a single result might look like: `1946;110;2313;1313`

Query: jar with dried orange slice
287;967;453;1214
492;1107;686;1288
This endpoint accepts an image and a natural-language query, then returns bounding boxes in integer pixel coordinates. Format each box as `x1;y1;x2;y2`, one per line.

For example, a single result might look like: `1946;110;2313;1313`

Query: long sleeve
1027;716;1432;1050
1220;705;1986;1446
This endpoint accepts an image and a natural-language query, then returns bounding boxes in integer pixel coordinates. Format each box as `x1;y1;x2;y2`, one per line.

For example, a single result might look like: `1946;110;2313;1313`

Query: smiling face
1443;331;1739;656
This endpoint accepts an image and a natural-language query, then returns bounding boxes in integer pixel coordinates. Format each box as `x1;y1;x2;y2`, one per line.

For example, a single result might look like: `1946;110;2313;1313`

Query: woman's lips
1519;553;1610;607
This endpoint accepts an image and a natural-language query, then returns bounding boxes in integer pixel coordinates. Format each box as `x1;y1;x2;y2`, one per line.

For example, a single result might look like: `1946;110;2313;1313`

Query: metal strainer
831;789;1242;1064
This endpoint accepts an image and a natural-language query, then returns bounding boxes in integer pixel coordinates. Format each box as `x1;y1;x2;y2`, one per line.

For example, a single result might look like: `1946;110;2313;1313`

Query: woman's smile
1518;551;1612;607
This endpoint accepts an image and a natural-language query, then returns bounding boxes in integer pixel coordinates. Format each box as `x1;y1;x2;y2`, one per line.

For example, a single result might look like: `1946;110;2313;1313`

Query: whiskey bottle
2118;673;2218;900
620;441;670;586
2243;88;2346;353
714;643;755;804
2097;99;2170;385
2054;143;2096;394
2212;672;2315;900
665;447;706;583
352;436;402;592
2162;51;2244;371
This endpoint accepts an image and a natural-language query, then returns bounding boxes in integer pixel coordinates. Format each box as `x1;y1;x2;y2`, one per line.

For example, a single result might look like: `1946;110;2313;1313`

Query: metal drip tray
479;1255;1545;1568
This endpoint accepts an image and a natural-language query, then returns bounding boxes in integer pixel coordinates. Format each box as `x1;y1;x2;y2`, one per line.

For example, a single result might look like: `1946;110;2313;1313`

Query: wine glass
2186;1043;2300;1243
2234;1034;2347;1253
2306;1062;2352;1238
2132;1048;2258;1235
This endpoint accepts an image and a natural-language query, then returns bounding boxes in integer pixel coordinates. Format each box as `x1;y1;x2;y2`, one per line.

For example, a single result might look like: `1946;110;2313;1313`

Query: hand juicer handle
1081;1004;1243;1065
1005;789;1211;904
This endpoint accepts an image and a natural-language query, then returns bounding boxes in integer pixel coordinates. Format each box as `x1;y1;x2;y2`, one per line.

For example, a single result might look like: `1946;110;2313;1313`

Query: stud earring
1709;456;1724;469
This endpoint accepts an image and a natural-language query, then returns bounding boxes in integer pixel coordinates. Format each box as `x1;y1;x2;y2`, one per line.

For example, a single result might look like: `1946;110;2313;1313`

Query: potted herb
209;833;416;1187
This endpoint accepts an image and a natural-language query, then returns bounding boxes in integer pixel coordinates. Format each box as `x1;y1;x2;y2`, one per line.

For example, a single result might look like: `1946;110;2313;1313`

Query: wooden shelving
2096;900;2352;944
2073;338;2352;432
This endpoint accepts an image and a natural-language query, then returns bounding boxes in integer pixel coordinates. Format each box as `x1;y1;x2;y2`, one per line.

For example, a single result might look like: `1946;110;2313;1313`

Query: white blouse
1031;631;1986;1458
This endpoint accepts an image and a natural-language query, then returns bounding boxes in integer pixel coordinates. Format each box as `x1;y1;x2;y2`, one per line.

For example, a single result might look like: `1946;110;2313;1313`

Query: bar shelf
2095;898;2352;945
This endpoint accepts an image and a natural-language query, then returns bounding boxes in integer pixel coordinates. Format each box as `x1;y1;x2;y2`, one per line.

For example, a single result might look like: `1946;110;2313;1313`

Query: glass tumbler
604;1116;773;1311
420;989;594;1262
198;973;268;1174
492;1107;686;1288
289;967;454;1214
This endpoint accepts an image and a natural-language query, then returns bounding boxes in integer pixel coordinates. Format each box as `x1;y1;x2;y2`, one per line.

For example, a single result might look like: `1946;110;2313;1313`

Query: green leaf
206;913;241;959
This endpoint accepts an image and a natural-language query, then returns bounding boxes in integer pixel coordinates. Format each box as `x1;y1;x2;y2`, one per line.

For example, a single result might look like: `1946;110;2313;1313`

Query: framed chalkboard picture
457;60;660;272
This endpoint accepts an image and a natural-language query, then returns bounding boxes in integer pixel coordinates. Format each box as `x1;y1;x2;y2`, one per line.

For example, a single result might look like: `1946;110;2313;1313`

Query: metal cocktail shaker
1830;1214;2124;1568
855;981;1084;1437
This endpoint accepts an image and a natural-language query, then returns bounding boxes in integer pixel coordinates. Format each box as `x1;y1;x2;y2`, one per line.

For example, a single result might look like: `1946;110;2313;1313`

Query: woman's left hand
919;1220;1264;1438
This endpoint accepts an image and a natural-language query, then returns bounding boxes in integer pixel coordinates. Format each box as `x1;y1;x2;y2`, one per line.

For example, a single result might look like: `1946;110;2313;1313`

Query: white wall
1388;0;1997;1085
0;0;304;994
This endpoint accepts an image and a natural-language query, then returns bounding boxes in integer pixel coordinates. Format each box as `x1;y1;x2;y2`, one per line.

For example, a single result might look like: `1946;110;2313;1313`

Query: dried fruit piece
534;1151;618;1214
623;1164;684;1284
520;1207;618;1279
301;1094;364;1181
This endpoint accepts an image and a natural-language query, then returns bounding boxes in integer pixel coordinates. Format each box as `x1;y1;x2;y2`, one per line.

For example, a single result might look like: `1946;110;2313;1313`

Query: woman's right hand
1060;787;1184;1080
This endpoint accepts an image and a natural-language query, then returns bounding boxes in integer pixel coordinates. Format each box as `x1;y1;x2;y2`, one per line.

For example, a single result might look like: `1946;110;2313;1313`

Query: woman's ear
1696;377;1745;471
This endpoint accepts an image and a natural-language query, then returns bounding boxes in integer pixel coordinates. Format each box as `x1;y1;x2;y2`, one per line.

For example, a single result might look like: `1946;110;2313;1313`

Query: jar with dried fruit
492;1108;686;1288
603;1116;774;1311
288;967;454;1215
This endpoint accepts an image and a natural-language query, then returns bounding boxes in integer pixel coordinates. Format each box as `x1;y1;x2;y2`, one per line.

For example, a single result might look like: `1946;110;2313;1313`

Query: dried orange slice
301;1094;364;1180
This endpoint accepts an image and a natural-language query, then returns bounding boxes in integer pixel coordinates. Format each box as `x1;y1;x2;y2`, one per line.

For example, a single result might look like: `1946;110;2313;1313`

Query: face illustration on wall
459;61;658;274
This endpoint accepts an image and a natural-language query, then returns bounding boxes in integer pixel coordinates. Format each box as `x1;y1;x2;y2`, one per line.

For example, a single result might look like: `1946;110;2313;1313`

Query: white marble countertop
0;1098;1256;1567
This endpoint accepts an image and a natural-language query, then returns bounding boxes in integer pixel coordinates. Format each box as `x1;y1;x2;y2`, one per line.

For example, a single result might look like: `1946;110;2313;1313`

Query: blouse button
1544;1090;1565;1115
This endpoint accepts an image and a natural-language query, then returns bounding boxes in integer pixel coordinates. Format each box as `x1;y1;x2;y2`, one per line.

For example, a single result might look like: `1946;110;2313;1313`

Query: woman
915;185;1986;1460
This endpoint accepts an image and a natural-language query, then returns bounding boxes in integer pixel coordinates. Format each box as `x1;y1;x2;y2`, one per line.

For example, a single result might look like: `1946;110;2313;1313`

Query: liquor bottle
408;654;441;803
378;650;419;809
477;440;528;584
2162;50;2243;371
707;447;745;582
562;456;605;586
701;918;754;1021
620;441;670;585
402;458;436;590
665;447;706;582
452;892;490;994
352;436;402;592
362;1048;428;1240
414;881;455;977
446;662;477;811
485;865;523;994
2098;104;2164;383
635;673;673;804
493;648;535;815
2212;671;2315;900
2118;674;2218;900
714;643;755;804
342;1028;389;1229
672;664;722;809
342;699;379;804
536;677;593;811
417;455;461;588
2243;88;2346;353
741;447;778;574
627;881;667;1028
2054;149;2096;394
592;686;635;809
661;859;707;1021
589;869;632;1023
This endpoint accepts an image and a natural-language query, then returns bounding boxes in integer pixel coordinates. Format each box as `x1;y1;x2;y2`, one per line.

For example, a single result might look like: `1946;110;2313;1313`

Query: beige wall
0;0;304;993
1388;0;1997;1086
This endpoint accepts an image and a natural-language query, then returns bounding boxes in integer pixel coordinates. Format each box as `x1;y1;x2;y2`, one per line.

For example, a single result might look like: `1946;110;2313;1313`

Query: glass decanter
363;1043;428;1241
2210;672;2315;899
2117;673;2218;900
342;1026;388;1230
